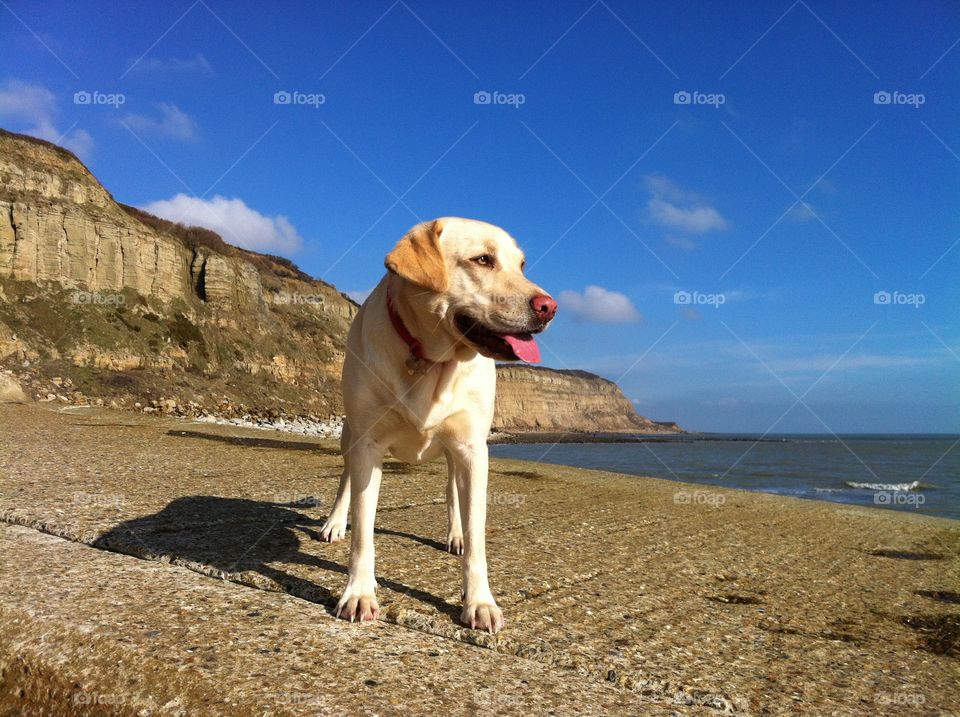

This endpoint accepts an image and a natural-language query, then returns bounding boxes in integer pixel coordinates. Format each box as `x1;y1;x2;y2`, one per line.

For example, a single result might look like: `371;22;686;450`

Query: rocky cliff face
0;129;357;417
1;134;192;301
0;128;678;433
493;365;665;433
0;130;355;317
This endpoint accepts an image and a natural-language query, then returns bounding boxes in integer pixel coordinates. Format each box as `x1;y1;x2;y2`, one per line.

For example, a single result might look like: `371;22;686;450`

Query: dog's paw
319;517;347;543
446;532;464;555
461;601;504;633
335;589;379;623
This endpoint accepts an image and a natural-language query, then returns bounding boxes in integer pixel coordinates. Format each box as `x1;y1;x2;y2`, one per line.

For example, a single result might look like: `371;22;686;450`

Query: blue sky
2;0;957;432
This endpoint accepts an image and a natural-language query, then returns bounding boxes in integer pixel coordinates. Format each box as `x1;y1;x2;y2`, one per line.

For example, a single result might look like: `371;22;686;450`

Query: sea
489;434;960;520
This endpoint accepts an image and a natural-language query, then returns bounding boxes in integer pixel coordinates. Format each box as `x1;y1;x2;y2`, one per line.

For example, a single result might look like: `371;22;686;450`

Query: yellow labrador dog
320;217;556;633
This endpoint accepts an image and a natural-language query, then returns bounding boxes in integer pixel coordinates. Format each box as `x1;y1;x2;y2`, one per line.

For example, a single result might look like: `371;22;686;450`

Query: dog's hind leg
445;450;464;555
320;420;351;542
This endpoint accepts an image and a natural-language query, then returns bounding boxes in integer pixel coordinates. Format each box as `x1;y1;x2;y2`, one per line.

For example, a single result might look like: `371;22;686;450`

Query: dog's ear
384;219;448;293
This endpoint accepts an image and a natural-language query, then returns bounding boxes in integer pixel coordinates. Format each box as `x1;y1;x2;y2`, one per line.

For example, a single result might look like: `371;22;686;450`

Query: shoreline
46;398;959;445
181;415;957;520
489;437;958;522
45;406;960;521
49;403;960;522
490;430;960;444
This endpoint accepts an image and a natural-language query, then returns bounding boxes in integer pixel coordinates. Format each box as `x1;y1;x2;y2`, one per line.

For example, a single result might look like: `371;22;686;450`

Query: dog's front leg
444;451;464;555
334;438;383;622
451;440;503;633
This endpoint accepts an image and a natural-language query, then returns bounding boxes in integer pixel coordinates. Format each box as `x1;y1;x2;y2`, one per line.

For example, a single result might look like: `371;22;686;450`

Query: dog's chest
392;360;466;431
387;427;444;464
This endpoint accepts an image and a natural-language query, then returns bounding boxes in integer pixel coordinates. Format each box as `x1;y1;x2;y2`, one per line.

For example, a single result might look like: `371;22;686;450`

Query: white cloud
644;175;697;204
140;194;303;254
0;79;54;122
645;175;728;235
126;53;214;75
648;197;728;234
122;102;197;141
558;286;641;324
788;201;817;221
0;79;94;159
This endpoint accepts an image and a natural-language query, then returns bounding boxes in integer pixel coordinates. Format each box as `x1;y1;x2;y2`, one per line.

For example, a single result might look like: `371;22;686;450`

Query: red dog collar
386;285;432;374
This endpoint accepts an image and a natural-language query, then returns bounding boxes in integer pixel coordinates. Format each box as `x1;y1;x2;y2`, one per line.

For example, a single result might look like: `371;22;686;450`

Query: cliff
0;128;679;433
0;129;355;318
493;365;665;433
0;128;357;417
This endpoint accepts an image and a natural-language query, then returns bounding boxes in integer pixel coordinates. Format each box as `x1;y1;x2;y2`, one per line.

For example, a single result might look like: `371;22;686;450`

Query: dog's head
385;217;557;362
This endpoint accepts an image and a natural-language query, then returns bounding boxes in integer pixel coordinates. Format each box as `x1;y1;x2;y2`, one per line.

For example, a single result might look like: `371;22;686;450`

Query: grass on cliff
0;277;345;413
0;279;335;367
0;127;91;173
0;129;102;201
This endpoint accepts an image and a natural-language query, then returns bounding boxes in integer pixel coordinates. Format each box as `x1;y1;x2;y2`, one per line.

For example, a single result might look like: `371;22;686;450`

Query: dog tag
405;355;429;375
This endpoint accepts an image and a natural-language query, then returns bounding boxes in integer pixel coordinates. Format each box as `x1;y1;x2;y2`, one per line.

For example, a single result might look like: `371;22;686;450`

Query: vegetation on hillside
118;204;315;283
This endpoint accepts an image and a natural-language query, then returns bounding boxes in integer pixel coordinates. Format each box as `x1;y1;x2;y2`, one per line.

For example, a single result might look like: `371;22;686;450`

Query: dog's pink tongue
503;333;540;363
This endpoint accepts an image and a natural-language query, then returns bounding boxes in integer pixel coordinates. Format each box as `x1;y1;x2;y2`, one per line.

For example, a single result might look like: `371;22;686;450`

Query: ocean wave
844;480;921;492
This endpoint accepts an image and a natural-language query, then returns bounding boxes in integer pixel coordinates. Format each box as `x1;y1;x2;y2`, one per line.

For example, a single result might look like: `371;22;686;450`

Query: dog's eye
471;254;495;267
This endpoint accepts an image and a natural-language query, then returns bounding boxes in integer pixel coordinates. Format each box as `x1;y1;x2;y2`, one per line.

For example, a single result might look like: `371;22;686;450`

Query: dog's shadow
92;495;459;620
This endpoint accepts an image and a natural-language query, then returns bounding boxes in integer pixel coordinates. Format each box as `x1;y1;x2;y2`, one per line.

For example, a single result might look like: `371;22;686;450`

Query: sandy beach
1;402;957;716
